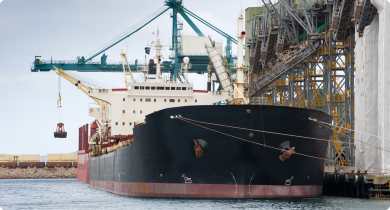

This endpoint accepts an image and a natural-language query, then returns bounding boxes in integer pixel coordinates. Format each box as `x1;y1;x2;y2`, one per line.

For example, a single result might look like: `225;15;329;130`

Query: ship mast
146;27;169;83
232;10;249;105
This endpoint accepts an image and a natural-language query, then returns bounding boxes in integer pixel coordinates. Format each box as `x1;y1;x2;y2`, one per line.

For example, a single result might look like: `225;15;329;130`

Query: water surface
0;179;389;210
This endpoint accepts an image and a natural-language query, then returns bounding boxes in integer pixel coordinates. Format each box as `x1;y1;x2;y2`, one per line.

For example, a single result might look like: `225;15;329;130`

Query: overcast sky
0;0;259;155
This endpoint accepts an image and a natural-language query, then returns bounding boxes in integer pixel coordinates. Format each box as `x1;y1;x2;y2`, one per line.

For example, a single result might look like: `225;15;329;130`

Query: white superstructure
88;28;230;137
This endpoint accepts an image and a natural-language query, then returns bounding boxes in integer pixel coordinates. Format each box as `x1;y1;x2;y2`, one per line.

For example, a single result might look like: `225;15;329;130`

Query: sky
0;0;259;155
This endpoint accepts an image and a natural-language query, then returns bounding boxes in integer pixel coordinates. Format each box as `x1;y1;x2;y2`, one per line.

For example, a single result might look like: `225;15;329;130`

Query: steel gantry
32;0;240;77
246;0;361;168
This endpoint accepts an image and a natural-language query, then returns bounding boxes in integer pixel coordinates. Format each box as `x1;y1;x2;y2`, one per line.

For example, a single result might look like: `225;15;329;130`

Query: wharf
323;166;390;199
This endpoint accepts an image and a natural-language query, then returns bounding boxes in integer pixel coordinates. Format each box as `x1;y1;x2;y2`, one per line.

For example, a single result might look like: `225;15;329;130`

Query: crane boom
52;66;110;109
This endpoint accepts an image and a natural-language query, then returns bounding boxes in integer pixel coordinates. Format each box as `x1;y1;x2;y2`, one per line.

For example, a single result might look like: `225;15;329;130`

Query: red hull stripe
77;153;89;183
112;88;127;91
193;90;208;93
89;180;322;198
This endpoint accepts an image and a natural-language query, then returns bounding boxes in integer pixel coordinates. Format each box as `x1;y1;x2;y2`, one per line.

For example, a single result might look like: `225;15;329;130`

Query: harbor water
0;179;389;210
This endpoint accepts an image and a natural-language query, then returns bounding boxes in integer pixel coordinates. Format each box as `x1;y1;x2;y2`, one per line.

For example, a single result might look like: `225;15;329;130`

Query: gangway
249;43;316;97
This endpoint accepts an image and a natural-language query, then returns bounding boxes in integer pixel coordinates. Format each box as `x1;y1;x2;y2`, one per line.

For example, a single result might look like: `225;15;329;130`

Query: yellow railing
277;80;288;85
310;78;325;106
294;83;305;108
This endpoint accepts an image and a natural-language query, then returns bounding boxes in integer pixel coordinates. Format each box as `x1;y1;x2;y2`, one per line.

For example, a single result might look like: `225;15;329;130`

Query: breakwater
0;168;76;179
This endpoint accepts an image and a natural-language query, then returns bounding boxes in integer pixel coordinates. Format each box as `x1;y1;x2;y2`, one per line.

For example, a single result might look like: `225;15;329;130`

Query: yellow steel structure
120;50;135;89
52;66;109;109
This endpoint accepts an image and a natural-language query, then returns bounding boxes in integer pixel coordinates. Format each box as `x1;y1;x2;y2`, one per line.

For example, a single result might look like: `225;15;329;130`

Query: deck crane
120;49;135;88
51;66;110;121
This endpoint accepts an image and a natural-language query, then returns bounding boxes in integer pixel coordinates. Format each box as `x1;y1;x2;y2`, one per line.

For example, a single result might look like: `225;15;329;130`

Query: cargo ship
77;11;333;198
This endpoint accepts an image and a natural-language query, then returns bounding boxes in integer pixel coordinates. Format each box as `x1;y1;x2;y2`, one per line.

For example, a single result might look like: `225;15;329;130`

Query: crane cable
67;72;119;89
57;75;62;122
86;6;168;59
176;116;390;172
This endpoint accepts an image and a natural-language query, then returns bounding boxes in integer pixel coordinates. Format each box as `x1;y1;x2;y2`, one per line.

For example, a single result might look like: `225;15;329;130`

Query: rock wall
0;168;77;179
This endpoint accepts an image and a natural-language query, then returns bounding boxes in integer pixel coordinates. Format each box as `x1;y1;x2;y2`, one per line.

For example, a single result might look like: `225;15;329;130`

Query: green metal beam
83;7;169;64
179;11;204;36
298;22;329;41
32;61;210;73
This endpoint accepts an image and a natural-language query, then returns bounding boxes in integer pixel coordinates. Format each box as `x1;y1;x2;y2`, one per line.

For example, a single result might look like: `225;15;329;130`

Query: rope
180;116;390;154
318;120;390;141
317;121;390;152
177;117;390;172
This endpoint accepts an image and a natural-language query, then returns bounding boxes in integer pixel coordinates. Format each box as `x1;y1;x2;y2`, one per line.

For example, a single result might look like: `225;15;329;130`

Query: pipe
207;65;212;91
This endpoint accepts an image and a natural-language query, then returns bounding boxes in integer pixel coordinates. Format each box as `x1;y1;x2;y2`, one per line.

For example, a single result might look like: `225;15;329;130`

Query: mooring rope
315;120;390;152
179;116;390;154
177;116;390;172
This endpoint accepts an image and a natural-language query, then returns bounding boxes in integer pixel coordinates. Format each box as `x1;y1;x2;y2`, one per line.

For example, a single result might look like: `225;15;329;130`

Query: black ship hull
89;105;332;198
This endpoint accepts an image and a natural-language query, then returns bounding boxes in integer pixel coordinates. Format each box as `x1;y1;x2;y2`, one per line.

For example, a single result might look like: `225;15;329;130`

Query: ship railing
178;52;209;56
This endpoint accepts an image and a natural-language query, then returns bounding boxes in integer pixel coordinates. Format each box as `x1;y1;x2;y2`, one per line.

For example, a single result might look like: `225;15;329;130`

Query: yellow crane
52;66;109;109
120;50;135;88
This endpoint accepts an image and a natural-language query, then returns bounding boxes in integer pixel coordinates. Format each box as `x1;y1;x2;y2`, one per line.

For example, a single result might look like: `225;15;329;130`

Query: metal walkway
333;0;355;40
356;0;375;32
249;44;316;97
